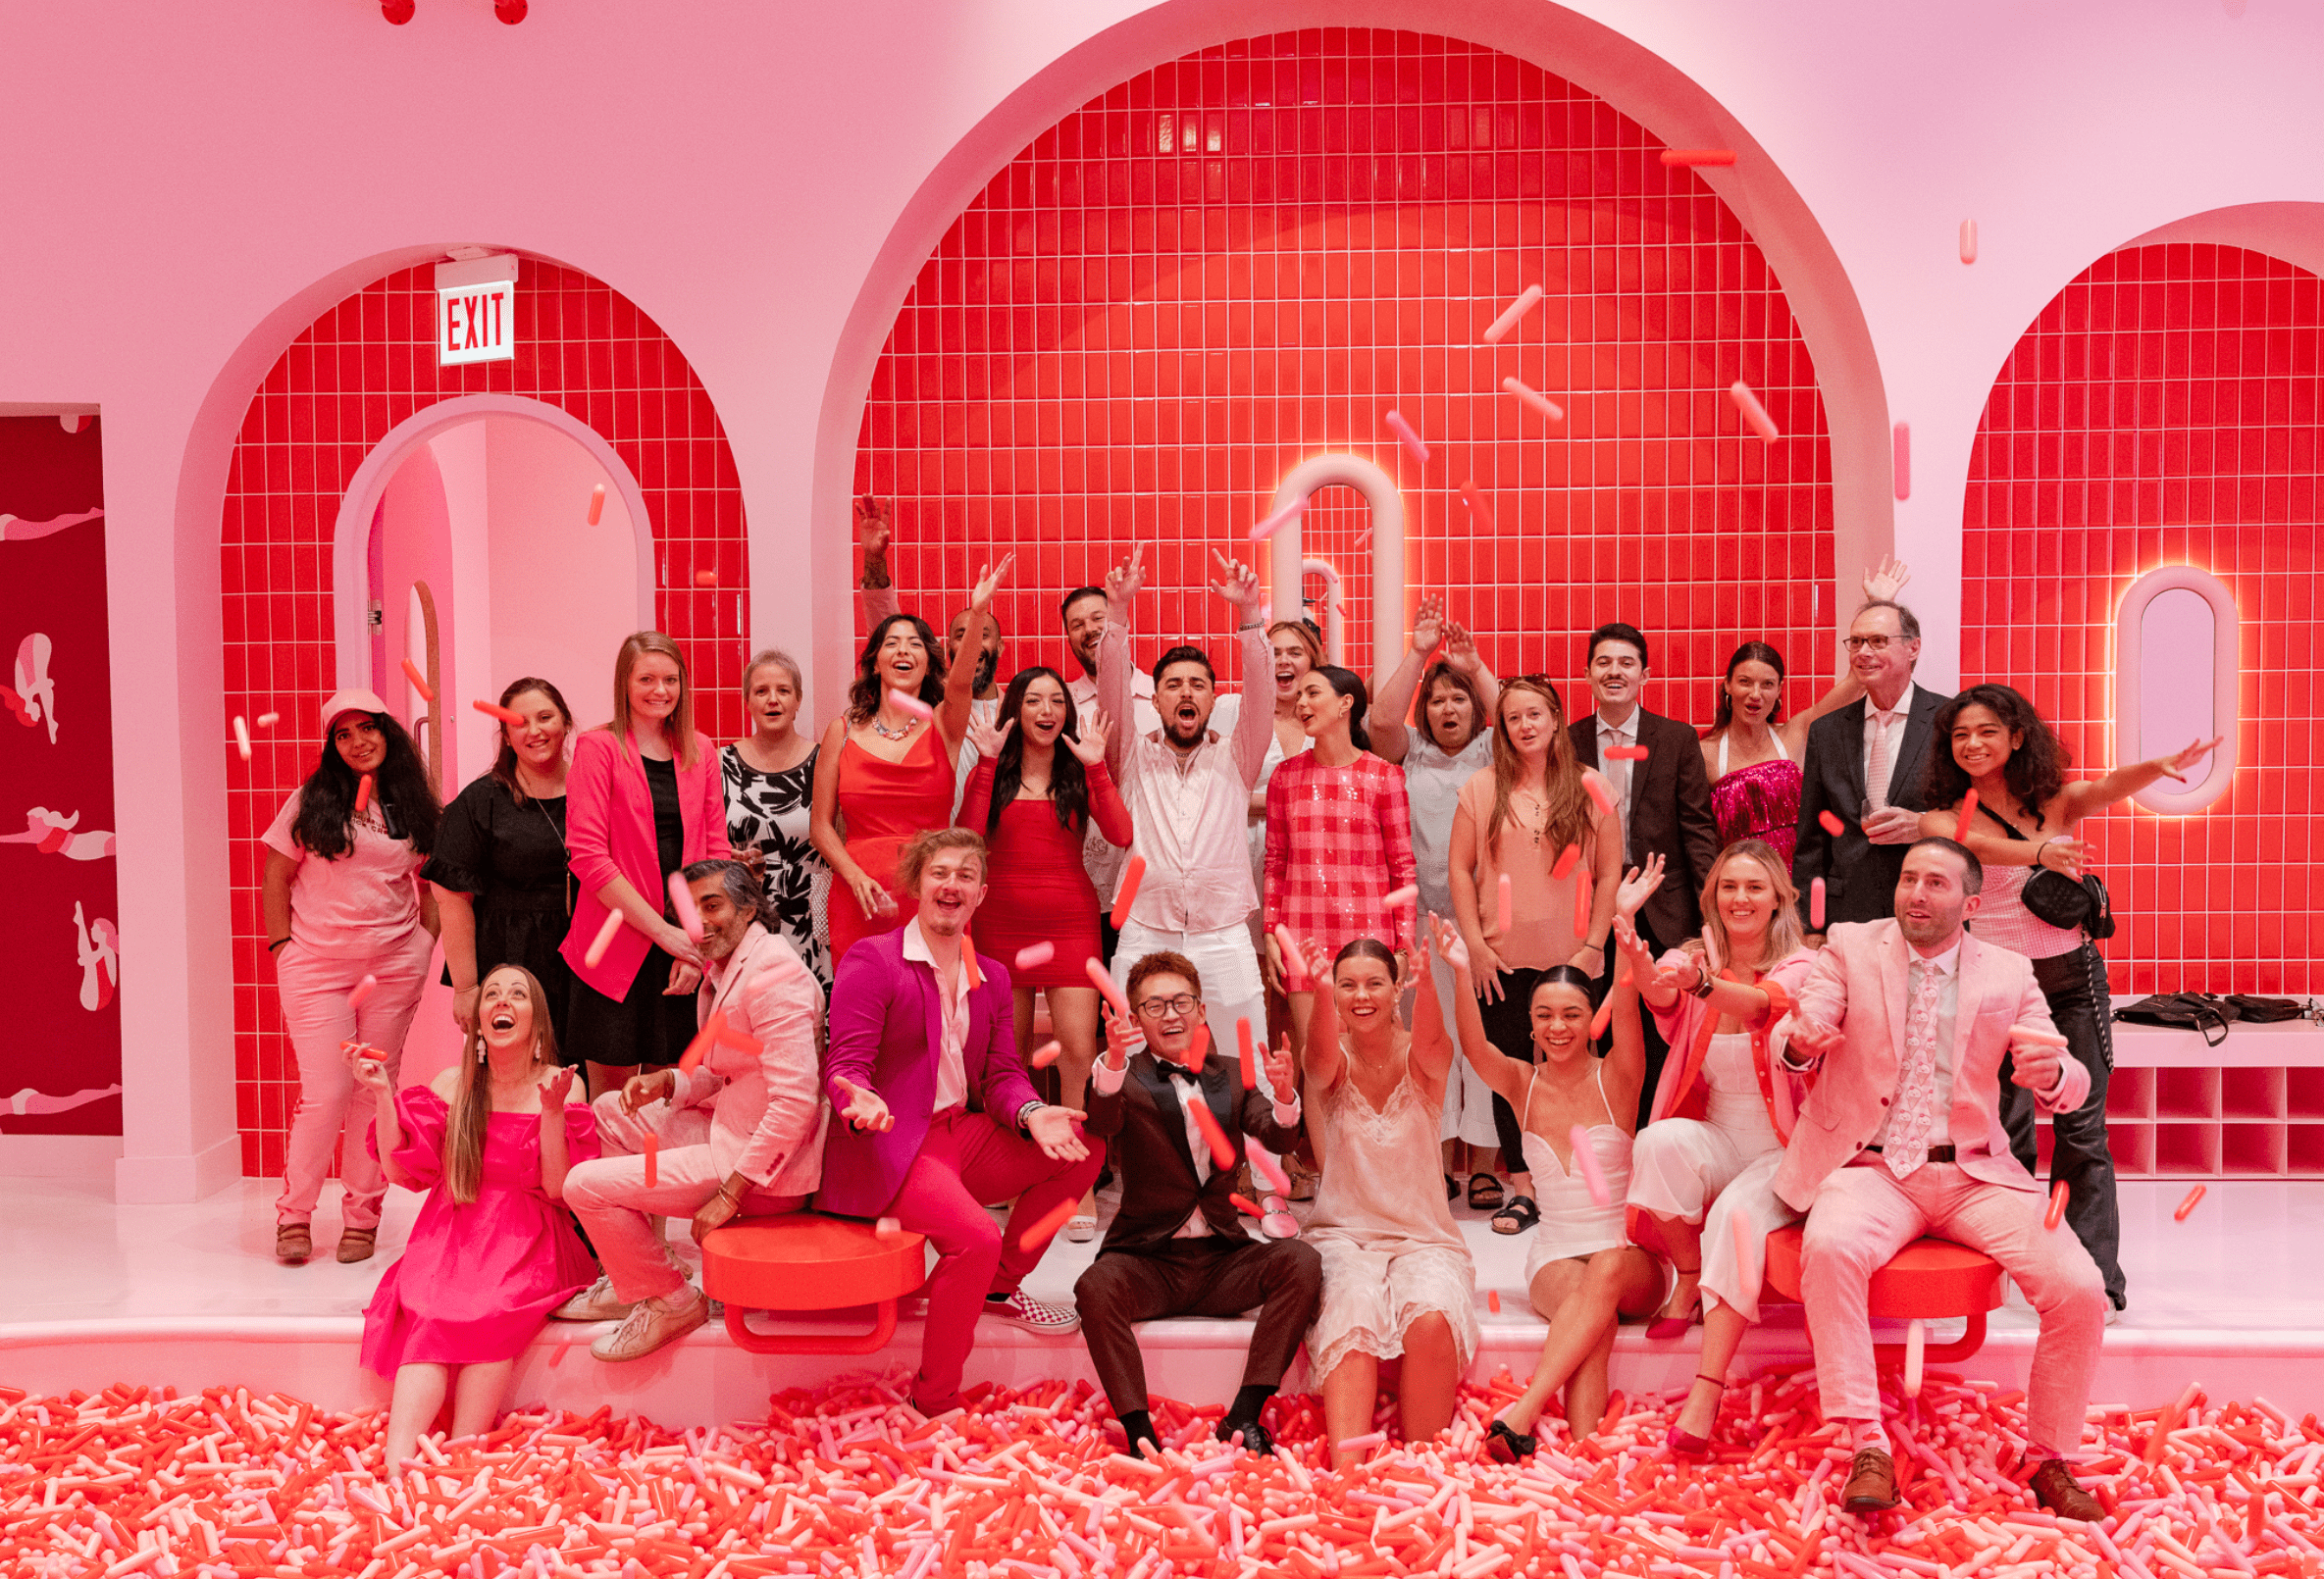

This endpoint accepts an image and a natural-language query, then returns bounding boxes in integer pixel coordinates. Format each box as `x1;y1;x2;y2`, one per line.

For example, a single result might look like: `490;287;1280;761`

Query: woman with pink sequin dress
1263;666;1418;1047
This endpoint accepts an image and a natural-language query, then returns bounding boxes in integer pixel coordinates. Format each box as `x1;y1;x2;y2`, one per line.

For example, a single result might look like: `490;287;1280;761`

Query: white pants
1112;919;1272;1099
1628;1117;1796;1324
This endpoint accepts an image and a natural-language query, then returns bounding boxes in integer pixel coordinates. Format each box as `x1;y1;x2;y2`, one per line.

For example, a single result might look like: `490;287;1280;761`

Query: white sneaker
552;1276;636;1323
983;1291;1080;1336
1063;1214;1099;1244
590;1288;707;1361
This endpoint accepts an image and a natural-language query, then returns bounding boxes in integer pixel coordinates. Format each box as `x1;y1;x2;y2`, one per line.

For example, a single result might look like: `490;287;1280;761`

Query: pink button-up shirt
901;919;971;1111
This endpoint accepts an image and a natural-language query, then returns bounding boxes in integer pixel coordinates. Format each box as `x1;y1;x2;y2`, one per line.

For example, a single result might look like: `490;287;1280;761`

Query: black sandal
1490;1195;1540;1236
1485;1419;1537;1462
1467;1172;1506;1211
1445;1173;1459;1202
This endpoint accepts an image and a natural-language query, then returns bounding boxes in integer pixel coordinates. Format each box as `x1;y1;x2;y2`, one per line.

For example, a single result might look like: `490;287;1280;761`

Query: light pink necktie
1886;959;1943;1180
1866;707;1898;811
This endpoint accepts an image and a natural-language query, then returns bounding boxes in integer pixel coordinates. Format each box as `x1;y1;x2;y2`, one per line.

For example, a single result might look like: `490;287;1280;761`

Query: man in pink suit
819;827;1106;1415
558;859;828;1360
1777;838;2105;1519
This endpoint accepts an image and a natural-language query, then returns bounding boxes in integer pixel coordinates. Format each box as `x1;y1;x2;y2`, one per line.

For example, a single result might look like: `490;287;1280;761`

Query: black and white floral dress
720;742;833;993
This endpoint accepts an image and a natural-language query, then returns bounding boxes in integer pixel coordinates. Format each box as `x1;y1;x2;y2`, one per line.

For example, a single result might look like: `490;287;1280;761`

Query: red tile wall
1962;243;2322;995
222;259;749;1177
852;28;1836;716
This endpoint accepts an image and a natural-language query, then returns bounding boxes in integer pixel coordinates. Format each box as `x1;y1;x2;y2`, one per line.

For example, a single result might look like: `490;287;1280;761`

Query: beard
973;651;999;692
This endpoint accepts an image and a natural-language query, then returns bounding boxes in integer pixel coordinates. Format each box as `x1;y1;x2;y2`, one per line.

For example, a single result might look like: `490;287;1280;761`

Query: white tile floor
2;1172;2320;1422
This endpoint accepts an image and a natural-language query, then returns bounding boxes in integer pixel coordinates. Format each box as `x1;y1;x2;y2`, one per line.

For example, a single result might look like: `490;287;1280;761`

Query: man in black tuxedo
1792;598;1952;938
1569;623;1721;1122
1074;951;1320;1456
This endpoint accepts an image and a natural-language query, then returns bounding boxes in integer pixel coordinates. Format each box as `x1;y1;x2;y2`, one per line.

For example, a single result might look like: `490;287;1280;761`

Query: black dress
421;773;578;1050
559;755;697;1070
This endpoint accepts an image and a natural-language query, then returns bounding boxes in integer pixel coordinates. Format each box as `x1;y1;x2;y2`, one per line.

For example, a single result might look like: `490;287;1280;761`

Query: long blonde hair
444;964;559;1204
1485;677;1594;860
1696;840;1805;975
608;631;698;768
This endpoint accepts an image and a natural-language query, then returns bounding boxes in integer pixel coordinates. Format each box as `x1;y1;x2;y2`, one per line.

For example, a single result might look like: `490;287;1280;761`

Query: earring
478;1041;489;1064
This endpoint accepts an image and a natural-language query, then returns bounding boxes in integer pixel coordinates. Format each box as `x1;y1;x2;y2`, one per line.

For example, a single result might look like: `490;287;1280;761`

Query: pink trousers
273;928;434;1230
562;1092;807;1303
887;1106;1106;1414
1799;1159;2105;1456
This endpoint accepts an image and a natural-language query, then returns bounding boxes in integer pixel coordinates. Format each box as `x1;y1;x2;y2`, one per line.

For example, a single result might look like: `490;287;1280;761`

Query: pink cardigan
559;727;731;998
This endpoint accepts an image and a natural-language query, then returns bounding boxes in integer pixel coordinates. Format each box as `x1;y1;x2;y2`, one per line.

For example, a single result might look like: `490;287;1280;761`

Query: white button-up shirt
1098;622;1276;935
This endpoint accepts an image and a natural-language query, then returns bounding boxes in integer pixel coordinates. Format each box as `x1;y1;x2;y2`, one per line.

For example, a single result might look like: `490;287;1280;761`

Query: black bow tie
1161;1061;1205;1085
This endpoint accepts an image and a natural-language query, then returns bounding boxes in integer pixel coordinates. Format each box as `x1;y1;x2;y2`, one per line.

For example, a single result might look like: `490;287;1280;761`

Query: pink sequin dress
1708;734;1802;864
360;1087;600;1375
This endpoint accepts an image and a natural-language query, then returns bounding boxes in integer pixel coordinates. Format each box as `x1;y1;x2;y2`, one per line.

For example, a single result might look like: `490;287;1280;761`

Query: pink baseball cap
320;687;391;734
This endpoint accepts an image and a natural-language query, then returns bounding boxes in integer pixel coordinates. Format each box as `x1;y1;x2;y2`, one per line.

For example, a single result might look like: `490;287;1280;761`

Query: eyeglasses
1843;635;1910;652
1134;994;1201;1019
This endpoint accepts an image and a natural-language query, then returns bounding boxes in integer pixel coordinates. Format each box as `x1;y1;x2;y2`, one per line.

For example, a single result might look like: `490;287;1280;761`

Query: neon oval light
1263;454;1405;678
2114;565;2238;815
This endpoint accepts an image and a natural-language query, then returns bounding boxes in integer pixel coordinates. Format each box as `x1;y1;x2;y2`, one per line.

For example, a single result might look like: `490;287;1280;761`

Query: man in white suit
1778;838;2106;1519
560;859;829;1360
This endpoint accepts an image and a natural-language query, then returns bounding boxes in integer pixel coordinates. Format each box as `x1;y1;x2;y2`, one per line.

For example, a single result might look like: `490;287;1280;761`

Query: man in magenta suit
1777;838;2105;1520
819;827;1106;1414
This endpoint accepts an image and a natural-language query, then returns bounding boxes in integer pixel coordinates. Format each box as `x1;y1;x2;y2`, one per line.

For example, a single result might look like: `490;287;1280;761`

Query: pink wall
3;0;2322;1196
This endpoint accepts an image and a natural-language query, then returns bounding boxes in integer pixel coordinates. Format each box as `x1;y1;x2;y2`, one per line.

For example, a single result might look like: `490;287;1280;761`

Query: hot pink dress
360;1088;600;1375
1709;744;1802;866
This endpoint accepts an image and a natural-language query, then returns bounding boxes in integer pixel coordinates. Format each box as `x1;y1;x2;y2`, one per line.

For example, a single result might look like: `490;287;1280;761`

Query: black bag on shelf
2112;993;2236;1045
2223;994;2308;1024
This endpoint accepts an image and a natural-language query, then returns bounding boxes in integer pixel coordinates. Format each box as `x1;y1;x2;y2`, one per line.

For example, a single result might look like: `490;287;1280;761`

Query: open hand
1063;705;1112;767
540;1066;576;1110
1861;554;1912;602
971;554;1015;611
1026;1105;1090;1162
1614;854;1666;921
1786;1015;1844;1060
1261;1034;1298;1096
854;495;893;561
964;708;1012;761
1409;593;1446;655
834;1075;894;1133
2153;737;2223;783
1444;620;1481;675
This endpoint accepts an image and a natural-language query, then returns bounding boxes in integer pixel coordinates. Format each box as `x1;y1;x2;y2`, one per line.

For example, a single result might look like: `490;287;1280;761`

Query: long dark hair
1313;666;1372;754
490;677;573;806
1924;683;2069;827
848;613;947;725
1712;641;1787;732
985;666;1091;839
291;709;439;859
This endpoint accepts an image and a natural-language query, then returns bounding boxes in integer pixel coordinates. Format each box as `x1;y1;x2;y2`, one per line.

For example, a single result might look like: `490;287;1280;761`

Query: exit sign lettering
438;279;516;367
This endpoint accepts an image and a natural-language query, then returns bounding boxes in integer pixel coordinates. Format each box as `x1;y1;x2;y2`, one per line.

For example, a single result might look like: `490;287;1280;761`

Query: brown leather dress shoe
2029;1458;2104;1522
1841;1447;1900;1511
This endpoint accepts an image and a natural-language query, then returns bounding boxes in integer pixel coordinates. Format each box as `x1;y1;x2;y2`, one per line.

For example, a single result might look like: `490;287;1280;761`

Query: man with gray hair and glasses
557;858;828;1360
1792;598;1952;941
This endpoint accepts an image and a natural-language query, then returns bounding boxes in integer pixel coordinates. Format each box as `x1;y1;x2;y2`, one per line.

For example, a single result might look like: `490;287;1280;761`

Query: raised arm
854;494;900;630
1212;553;1275;786
1295;935;1345;1095
940;555;1011;747
1403;928;1457;1084
2057;736;2223;825
1778;557;1912;756
1425;913;1532;1105
1366;594;1446;766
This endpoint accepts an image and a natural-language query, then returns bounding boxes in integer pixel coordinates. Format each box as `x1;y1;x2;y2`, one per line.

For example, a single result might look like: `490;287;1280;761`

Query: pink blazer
1770;920;2086;1213
673;922;827;1197
559;727;731;998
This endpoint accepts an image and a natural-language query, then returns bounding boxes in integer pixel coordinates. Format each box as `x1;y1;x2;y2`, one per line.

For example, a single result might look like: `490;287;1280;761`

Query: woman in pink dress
1699;557;1913;857
355;963;599;1470
1262;666;1418;1045
812;556;1010;963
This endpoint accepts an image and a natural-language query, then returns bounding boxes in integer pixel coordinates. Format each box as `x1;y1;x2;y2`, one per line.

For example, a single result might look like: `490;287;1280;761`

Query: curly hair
1923;683;2069;827
849;613;948;725
291;709;439;860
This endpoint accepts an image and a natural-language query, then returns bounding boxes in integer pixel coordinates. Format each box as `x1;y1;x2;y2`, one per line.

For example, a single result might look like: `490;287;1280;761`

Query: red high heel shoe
1666;1374;1726;1457
1645;1263;1703;1341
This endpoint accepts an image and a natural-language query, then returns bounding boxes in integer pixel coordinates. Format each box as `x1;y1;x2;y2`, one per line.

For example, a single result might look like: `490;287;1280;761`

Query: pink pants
562;1092;807;1303
1799;1159;2105;1456
273;928;434;1230
888;1106;1106;1413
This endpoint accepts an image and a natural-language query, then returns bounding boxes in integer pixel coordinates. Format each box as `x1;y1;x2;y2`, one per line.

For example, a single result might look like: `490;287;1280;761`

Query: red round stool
1762;1225;2004;1363
699;1215;928;1356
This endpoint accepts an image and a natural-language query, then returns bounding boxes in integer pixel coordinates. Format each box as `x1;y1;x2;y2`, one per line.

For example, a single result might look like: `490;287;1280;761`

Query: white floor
3;1172;2321;1423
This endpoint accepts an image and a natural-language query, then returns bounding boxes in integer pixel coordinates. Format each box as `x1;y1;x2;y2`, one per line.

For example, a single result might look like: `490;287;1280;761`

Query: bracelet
1238;620;1263;631
268;937;290;952
1690;971;1717;1000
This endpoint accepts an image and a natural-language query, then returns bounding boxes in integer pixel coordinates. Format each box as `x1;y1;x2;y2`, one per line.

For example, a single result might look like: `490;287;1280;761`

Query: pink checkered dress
1262;752;1419;958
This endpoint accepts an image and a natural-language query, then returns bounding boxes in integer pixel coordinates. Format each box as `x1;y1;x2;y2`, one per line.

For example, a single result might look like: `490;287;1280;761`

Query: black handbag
1973;804;2113;939
2112;993;2236;1044
2224;993;2308;1024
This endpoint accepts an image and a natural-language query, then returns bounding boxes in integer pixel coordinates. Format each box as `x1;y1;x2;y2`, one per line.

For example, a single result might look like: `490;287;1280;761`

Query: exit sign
434;253;520;368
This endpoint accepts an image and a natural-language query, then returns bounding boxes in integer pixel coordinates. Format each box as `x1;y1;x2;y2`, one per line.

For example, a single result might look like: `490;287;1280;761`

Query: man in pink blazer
819;827;1106;1415
1777;838;2105;1520
559;860;827;1360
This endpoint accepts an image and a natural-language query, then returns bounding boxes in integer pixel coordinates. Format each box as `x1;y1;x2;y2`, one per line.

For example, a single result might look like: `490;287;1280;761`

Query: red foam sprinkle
1551;842;1581;881
1015;941;1056;972
1810;876;1828;930
2176;1183;2206;1221
1661;147;1736;166
2046;1179;2070;1231
1015;1194;1079;1253
399;656;433;703
0;1366;2284;1575
1186;1092;1237;1171
1109;854;1146;931
1820;809;1847;838
473;698;527;726
354;773;374;815
1030;1039;1062;1069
